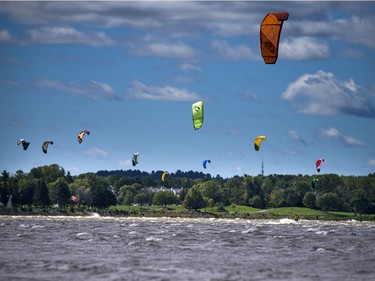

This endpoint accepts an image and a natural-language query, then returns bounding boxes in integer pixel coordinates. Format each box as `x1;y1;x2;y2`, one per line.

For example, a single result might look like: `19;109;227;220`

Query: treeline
1;164;375;214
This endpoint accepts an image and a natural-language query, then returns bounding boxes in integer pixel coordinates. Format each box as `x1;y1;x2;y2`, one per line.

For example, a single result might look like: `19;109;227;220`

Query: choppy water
0;215;374;281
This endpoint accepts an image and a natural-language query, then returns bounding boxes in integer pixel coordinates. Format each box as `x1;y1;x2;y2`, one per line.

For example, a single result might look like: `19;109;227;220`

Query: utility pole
261;157;264;177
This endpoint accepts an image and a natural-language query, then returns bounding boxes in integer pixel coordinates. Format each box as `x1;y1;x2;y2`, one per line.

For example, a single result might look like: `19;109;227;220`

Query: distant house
145;186;184;197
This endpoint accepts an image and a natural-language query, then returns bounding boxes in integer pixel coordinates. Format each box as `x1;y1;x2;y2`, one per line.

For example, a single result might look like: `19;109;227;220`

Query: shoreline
1;207;374;222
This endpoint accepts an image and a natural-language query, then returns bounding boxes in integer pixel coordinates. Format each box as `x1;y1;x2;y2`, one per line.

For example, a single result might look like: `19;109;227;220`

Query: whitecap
315;247;326;252
76;232;89;236
31;225;44;229
89;212;101;218
279;218;298;225
146;236;162;241
242;228;256;234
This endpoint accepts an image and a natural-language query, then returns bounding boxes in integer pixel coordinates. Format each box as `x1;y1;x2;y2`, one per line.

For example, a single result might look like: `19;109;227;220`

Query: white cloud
125;80;201;102
288;130;306;145
280;37;330;60
238;91;259;103
0;2;374;50
319;127;365;147
84;147;109;159
119;159;132;167
281;70;375;118
211;40;257;61
128;36;198;59
28;26;114;46
368;159;375;167
222;126;246;137
179;63;201;72
2;80;21;88
36;79;118;100
0;29;12;42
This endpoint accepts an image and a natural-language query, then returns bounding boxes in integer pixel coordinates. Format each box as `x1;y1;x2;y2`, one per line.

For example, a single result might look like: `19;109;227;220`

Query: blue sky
1;1;374;178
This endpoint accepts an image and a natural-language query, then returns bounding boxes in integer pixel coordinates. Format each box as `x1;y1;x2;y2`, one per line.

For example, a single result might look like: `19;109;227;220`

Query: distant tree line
1;164;375;214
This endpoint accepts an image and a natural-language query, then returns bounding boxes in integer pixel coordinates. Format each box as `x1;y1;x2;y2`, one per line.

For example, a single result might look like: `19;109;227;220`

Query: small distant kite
192;100;204;130
42;141;54;154
203;159;211;169
132;152;139;167
260;12;289;64
161;172;168;182
78;130;90;144
254;136;267;151
316;158;324;173
17;139;30;151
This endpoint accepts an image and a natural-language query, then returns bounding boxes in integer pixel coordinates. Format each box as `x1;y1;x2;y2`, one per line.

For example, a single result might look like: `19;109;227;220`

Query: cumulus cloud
0;2;374;50
127;36;198;59
28;26;114;46
0;29;12;42
211;40;257;61
368;159;375;167
288;130;307;145
84;147;109;158
125;80;201;102
36;79;119;100
281;70;375;118
280;37;330;60
319;127;365;147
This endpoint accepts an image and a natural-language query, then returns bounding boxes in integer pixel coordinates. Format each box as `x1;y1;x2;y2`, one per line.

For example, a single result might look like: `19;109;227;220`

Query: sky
0;1;374;178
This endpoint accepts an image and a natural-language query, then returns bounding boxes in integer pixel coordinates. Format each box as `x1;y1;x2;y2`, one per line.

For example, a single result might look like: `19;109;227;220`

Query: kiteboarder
294;214;300;222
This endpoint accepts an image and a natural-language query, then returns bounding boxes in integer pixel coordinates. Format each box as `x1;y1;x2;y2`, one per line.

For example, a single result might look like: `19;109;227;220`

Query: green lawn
108;204;375;221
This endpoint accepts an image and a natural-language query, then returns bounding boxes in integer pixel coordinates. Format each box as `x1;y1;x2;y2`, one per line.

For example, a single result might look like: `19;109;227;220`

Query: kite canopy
192;100;204;130
132;152;139;167
17;139;30;151
42;140;54;154
254;136;267;151
161;171;168;182
203;159;211;169
316;158;324;173
260;12;289;64
78;130;90;144
311;178;318;189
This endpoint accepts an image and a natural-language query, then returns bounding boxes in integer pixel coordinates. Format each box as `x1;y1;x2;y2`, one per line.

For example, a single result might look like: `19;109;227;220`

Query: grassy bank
1;205;375;221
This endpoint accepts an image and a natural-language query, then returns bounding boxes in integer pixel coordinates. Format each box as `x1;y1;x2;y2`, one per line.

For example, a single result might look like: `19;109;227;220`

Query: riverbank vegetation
1;164;374;220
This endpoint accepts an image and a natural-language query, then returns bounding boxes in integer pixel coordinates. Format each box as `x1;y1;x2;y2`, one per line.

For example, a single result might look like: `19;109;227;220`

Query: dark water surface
0;215;374;281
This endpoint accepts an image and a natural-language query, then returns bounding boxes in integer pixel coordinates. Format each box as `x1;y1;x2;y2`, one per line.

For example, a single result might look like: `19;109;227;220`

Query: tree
316;192;340;212
49;177;71;207
285;181;310;207
85;174;117;209
152;190;177;207
123;190;134;208
0;170;10;205
134;192;149;207
269;188;286;208
350;189;371;214
248;195;266;209
33;180;50;207
225;177;246;205
183;187;206;211
18;178;37;206
199;180;222;203
302;191;316;209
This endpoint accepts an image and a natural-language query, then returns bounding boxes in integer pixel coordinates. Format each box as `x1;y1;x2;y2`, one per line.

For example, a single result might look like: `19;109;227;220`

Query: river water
0;215;374;281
